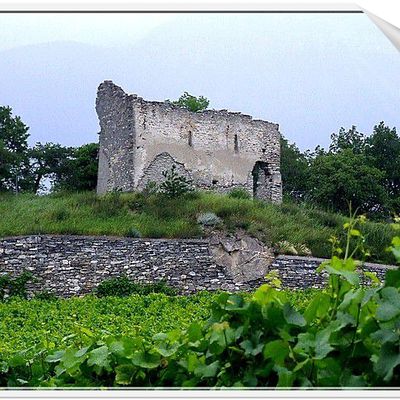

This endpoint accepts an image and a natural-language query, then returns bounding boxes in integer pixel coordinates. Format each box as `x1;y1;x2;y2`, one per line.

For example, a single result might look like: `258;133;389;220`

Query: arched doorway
252;161;271;200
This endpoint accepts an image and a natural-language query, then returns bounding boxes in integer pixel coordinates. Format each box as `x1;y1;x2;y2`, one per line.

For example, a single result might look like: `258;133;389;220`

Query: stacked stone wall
0;236;395;298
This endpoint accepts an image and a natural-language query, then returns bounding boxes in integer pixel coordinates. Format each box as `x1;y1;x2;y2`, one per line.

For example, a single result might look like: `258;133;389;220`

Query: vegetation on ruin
0;190;396;264
169;92;210;112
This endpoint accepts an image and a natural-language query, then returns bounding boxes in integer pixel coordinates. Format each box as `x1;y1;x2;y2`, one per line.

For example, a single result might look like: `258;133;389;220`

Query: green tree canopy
308;149;387;215
29;143;74;193
280;136;310;200
329;125;366;154
54;143;99;192
365;122;400;198
0;106;30;192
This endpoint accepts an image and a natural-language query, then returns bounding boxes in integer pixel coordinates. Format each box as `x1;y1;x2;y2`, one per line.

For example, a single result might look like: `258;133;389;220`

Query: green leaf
87;346;110;370
338;288;363;311
239;339;264;356
304;292;331;323
0;361;9;373
45;350;65;363
106;336;138;358
60;347;86;373
275;366;294;387
194;360;220;379
364;271;380;286
263;340;289;365
384;268;400;288
131;351;160;369
75;346;90;358
325;265;359;287
253;284;287;306
283;303;306;326
373;342;400;382
370;329;399;344
376;287;400;321
8;354;26;368
340;374;366;387
154;340;180;357
314;329;334;360
115;364;136;385
187;322;202;343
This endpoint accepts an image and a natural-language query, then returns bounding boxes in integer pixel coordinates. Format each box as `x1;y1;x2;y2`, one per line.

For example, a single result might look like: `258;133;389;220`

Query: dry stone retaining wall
0;235;395;298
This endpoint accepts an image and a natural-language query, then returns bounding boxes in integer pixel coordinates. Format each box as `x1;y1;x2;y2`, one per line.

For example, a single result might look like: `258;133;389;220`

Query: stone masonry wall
0;236;396;298
96;81;282;203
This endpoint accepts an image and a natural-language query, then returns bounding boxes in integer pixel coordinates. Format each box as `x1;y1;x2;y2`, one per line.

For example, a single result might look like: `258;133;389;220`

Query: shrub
197;212;222;227
0;271;34;301
95;276;177;297
95;276;136;297
125;227;142;238
275;240;298;255
142;181;159;196
228;187;251;199
160;165;194;199
34;290;58;301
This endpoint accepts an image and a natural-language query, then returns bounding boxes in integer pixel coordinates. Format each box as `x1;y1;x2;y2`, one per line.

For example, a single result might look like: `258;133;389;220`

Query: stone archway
252;161;271;200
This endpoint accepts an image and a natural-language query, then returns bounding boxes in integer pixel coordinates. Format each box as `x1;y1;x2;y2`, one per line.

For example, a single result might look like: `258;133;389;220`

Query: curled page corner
362;9;400;52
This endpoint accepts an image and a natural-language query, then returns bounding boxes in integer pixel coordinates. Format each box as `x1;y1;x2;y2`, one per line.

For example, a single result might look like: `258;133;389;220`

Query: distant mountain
0;13;399;149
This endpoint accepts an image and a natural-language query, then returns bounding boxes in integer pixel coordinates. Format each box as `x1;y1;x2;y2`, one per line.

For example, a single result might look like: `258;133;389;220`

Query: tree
54;143;99;192
171;92;209;112
280;136;310;200
0;106;30;192
29;142;74;193
365;122;400;198
308;149;387;216
329;125;366;154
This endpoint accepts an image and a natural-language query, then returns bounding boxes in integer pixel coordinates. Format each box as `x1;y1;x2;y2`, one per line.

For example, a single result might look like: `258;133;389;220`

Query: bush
160;165;194;199
95;276;177;297
0;271;34;301
228;187;251;200
274;241;312;256
197;212;222;227
125;227;142;238
34;290;58;301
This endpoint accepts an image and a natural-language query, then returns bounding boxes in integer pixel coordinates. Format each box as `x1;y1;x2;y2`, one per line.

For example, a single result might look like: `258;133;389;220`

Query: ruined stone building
96;81;282;203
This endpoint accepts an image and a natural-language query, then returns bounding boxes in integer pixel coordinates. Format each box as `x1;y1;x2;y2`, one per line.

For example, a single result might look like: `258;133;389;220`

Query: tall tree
365;122;400;199
29;142;74;193
0;106;30;192
54;143;99;191
329;125;366;154
280;136;310;200
308;149;387;216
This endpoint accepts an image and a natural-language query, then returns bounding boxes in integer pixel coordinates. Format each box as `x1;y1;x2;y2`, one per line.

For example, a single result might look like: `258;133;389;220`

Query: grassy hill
0;190;395;264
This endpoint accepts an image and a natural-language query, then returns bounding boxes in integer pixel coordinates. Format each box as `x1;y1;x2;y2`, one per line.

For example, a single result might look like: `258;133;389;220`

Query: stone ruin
96;81;282;203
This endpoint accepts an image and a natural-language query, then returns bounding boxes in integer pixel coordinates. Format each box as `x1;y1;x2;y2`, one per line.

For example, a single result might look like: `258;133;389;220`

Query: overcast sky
0;12;399;150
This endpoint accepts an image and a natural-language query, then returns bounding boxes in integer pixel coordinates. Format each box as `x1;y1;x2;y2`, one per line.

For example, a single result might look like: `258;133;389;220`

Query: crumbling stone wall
96;81;282;203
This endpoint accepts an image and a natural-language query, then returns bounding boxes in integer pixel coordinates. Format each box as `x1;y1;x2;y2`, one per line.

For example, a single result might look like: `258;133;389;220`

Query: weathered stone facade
96;81;282;203
0;236;395;298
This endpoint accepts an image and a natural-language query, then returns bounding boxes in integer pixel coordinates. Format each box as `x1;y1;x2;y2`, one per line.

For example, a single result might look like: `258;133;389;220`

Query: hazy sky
0;12;399;150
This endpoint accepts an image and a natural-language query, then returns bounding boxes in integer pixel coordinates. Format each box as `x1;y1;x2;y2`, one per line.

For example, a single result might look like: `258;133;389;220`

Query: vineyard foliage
0;216;400;387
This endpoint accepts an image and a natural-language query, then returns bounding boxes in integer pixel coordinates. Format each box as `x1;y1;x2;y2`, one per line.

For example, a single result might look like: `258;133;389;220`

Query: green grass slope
0;191;395;263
